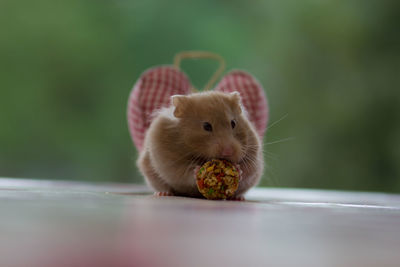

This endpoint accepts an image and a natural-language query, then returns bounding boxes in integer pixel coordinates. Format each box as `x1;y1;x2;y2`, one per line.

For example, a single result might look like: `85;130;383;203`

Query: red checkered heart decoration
127;66;269;152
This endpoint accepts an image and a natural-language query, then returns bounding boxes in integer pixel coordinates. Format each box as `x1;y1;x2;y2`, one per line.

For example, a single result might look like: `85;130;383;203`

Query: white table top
1;177;399;267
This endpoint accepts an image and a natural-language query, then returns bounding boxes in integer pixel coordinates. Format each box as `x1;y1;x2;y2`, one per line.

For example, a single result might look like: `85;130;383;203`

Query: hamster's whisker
241;145;258;155
244;154;257;168
241;152;256;172
243;158;255;174
240;145;259;165
266;113;288;131
264;150;278;160
243;143;277;159
264;137;295;146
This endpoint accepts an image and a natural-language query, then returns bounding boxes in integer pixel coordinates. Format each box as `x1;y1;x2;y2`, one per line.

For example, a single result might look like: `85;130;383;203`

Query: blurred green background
1;0;399;192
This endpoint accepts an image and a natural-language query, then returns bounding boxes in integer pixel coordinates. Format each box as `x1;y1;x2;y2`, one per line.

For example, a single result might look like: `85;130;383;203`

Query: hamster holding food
137;91;263;199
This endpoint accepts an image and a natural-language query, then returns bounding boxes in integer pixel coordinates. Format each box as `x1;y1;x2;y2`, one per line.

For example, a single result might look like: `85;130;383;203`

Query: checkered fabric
127;66;269;152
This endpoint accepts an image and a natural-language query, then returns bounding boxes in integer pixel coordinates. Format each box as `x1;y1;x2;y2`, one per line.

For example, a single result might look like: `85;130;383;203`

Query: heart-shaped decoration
127;66;269;152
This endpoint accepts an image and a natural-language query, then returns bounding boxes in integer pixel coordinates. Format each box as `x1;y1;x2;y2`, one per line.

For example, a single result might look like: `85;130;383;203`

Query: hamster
137;91;264;199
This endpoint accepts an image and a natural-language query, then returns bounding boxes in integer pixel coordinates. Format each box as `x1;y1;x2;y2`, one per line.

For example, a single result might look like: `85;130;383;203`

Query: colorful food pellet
196;159;240;200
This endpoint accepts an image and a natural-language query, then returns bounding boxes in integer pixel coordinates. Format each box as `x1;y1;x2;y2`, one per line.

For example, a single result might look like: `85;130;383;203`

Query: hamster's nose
221;147;234;157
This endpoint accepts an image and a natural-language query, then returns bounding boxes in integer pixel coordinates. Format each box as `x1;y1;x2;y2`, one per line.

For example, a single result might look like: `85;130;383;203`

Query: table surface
1;178;400;267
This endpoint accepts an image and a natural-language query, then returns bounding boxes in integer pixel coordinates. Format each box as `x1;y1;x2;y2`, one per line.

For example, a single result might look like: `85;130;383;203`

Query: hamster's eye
203;122;213;132
231;120;236;129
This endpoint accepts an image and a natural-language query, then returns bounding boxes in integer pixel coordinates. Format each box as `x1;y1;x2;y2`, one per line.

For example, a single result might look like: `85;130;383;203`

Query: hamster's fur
137;91;263;199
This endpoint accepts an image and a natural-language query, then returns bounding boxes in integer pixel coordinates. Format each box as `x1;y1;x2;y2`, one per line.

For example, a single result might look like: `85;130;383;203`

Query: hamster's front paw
228;195;246;201
194;165;201;177
234;163;243;181
154;192;174;197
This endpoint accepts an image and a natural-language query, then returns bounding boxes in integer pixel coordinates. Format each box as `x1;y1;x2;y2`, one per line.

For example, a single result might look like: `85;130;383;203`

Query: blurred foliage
0;0;399;192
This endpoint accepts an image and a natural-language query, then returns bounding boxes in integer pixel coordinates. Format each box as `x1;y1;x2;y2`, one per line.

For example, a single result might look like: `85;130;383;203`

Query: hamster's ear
171;95;188;118
229;92;242;114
